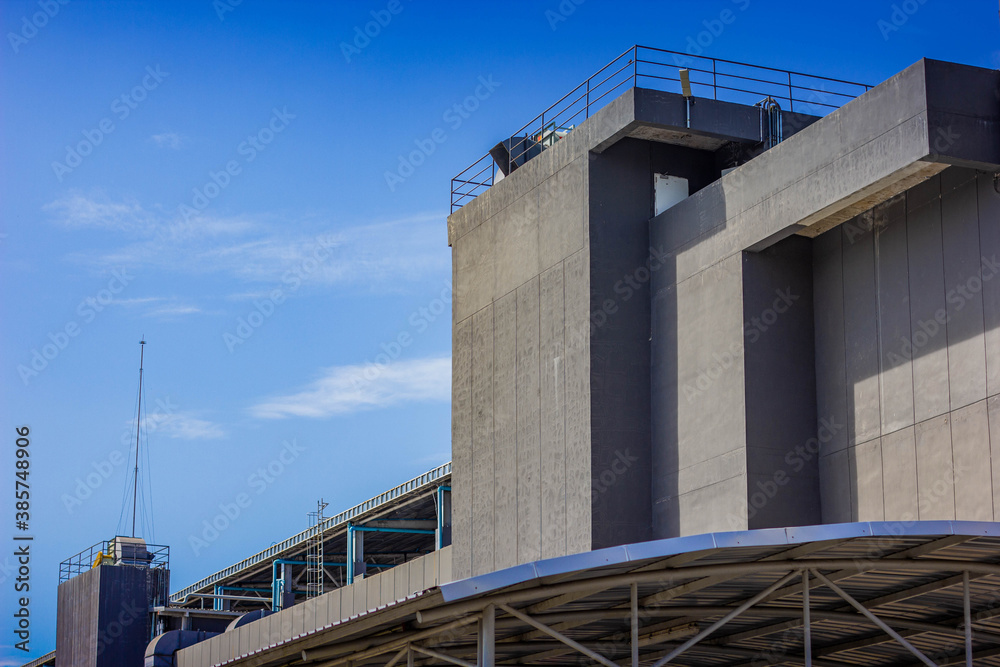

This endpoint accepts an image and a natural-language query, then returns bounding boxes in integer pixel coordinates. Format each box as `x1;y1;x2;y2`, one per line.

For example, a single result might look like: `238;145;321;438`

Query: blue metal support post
270;559;353;611
435;485;452;550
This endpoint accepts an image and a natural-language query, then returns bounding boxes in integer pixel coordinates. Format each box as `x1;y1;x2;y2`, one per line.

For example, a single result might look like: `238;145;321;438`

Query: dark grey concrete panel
589;138;657;547
747;473;818;530
979;173;1000;398
451;317;473;579
906;177;951;423
471;306;495;576
924;60;1000;169
515;279;542;564
539;263;567;559
493;291;518;570
875;195;915;433
812;227;849;454
741;235;820;529
650;274;679;538
941;170;987;410
57;565;151;667
842;214;882;447
632;88;819;147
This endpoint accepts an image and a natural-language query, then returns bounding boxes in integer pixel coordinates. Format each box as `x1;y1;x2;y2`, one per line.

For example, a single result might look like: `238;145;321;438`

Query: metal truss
289;556;996;667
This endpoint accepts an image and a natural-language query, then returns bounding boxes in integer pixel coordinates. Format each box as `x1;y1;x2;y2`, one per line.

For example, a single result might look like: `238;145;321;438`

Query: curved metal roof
186;521;1000;667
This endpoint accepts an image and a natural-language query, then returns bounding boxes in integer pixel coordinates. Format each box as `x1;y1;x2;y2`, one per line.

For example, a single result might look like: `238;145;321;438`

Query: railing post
633;46;638;87
713;59;718;99
586;78;590;119
788;71;794;112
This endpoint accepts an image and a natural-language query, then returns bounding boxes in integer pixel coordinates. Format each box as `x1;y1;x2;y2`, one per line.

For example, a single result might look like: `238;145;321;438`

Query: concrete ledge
447;86;823;247
651;58;1000;289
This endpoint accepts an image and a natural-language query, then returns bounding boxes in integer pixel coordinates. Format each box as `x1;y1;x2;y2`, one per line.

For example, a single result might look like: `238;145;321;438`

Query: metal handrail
170;461;452;603
59;537;169;583
450;45;870;212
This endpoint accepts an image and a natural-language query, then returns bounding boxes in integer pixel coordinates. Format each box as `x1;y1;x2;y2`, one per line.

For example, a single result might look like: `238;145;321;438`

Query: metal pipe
180;592;270;607
272;559;351;610
351;526;436;535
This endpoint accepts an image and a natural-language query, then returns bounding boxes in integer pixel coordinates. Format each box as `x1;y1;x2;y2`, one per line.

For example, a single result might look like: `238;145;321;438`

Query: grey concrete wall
56;565;150;667
450;57;998;562
56;569;101;667
591;139;719;546
450;154;591;578
813;168;1000;523
742;236;820;530
648;59;999;540
651;251;748;537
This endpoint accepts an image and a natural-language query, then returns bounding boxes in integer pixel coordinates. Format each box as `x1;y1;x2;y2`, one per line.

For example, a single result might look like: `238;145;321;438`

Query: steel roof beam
417;558;1000;625
648;571;800;666
712;572;991;650
811;569;938;666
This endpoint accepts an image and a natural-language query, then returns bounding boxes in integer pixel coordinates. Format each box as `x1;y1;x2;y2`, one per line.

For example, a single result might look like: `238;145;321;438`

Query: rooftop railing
59;537;169;583
450;45;871;212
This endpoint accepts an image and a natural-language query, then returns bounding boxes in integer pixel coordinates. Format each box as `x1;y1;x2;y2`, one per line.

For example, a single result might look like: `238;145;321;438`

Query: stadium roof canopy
216;521;1000;667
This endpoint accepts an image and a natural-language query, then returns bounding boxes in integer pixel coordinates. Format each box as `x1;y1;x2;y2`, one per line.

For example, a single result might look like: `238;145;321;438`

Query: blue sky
1;0;997;661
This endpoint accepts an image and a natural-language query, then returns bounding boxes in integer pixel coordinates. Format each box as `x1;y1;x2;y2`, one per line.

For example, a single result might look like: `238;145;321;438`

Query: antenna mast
132;338;145;538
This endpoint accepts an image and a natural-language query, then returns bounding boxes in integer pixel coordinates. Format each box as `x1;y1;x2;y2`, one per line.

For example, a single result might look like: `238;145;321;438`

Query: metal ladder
306;499;328;599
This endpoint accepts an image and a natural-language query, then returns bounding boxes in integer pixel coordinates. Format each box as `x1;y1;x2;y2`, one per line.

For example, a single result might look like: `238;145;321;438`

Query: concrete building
449;53;1000;578
35;48;1000;667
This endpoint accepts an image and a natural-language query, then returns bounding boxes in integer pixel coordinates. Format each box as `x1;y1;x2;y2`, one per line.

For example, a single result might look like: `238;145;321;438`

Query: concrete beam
651;59;1000;281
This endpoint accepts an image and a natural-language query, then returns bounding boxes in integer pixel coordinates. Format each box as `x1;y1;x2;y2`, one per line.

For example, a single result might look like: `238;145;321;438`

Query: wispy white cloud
110;296;202;319
48;192;447;291
44;192;156;232
144;304;202;318
249;356;451;419
143;411;225;440
150;132;183;149
111;296;166;306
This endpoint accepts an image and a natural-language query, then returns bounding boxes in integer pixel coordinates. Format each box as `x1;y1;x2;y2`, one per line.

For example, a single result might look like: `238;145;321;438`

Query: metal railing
170;461;452;603
450;45;871;212
59;537;169;583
